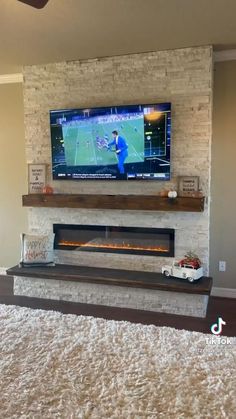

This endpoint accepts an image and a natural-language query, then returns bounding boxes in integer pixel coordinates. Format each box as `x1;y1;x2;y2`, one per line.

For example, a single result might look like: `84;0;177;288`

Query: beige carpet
0;305;235;419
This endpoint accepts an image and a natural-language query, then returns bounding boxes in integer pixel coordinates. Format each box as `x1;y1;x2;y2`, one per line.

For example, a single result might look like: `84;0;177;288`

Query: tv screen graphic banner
50;102;171;180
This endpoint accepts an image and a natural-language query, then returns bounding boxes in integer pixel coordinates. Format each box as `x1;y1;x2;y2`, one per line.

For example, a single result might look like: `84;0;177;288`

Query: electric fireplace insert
53;224;175;257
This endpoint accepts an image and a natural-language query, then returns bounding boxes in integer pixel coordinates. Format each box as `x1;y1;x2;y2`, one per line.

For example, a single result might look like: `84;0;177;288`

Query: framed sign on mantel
178;176;200;197
28;164;46;194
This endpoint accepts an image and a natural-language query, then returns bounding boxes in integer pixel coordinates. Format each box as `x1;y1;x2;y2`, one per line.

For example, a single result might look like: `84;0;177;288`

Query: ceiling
1;0;236;74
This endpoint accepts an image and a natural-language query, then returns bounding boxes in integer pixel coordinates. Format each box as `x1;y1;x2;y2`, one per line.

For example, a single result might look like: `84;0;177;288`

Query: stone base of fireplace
14;276;209;317
8;265;212;318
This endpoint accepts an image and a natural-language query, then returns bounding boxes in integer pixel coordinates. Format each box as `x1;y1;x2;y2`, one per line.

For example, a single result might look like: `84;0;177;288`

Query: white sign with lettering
178;176;199;197
28;164;46;194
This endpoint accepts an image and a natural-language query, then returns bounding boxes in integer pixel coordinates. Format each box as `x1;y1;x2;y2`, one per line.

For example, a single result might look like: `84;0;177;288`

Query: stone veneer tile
23;45;212;274
14;277;208;318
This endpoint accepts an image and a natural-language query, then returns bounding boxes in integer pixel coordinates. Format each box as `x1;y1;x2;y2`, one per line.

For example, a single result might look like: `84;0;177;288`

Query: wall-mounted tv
50;102;171;180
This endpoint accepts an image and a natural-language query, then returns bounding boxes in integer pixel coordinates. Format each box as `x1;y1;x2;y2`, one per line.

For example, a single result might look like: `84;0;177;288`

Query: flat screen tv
50;102;171;180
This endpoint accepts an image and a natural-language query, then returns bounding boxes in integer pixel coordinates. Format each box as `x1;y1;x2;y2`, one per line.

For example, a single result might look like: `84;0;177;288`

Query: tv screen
50;102;171;180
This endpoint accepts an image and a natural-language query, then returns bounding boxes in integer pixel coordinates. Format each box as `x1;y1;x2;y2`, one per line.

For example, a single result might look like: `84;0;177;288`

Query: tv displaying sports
50;102;171;180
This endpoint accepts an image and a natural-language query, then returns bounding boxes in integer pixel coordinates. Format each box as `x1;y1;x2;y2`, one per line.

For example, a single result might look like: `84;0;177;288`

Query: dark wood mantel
22;194;205;212
7;264;212;295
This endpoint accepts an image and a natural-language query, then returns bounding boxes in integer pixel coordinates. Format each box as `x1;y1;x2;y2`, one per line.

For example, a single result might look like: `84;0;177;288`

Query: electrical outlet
219;261;226;272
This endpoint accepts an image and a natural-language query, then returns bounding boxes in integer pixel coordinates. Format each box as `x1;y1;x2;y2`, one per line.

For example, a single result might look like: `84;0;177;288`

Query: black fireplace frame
53;224;175;257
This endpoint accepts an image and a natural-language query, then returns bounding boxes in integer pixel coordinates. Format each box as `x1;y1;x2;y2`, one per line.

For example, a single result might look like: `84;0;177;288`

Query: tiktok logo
210;317;226;335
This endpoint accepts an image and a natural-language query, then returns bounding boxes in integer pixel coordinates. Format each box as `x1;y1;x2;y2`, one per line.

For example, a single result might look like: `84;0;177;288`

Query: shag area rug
0;305;235;419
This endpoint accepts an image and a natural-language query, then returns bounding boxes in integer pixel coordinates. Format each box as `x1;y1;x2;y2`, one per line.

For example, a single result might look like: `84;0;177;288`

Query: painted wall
0;83;27;267
210;60;236;289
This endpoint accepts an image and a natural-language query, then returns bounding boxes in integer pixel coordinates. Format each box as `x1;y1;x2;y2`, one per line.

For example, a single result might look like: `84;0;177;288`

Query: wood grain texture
7;264;212;295
22;194;205;212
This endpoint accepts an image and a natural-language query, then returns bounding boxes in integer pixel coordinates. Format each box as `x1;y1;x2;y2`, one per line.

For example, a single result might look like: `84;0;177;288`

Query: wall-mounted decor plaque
178;176;199;197
28;164;46;194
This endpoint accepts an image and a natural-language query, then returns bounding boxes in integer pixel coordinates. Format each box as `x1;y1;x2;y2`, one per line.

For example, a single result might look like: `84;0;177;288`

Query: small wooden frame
28;164;46;194
178;176;200;197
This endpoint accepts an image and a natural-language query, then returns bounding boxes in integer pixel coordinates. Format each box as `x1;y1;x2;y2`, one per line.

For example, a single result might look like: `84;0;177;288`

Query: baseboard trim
211;287;236;298
0;267;7;275
0;73;23;84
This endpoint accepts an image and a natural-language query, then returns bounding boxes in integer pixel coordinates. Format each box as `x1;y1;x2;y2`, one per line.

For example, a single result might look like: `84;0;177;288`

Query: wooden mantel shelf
22;194;204;212
7;264;212;295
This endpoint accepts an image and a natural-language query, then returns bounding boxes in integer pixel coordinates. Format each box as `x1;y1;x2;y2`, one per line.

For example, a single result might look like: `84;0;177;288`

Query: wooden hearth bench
7;264;212;318
7;264;212;293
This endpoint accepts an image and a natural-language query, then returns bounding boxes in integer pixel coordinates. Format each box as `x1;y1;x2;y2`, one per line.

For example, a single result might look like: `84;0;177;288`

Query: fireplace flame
58;240;169;253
